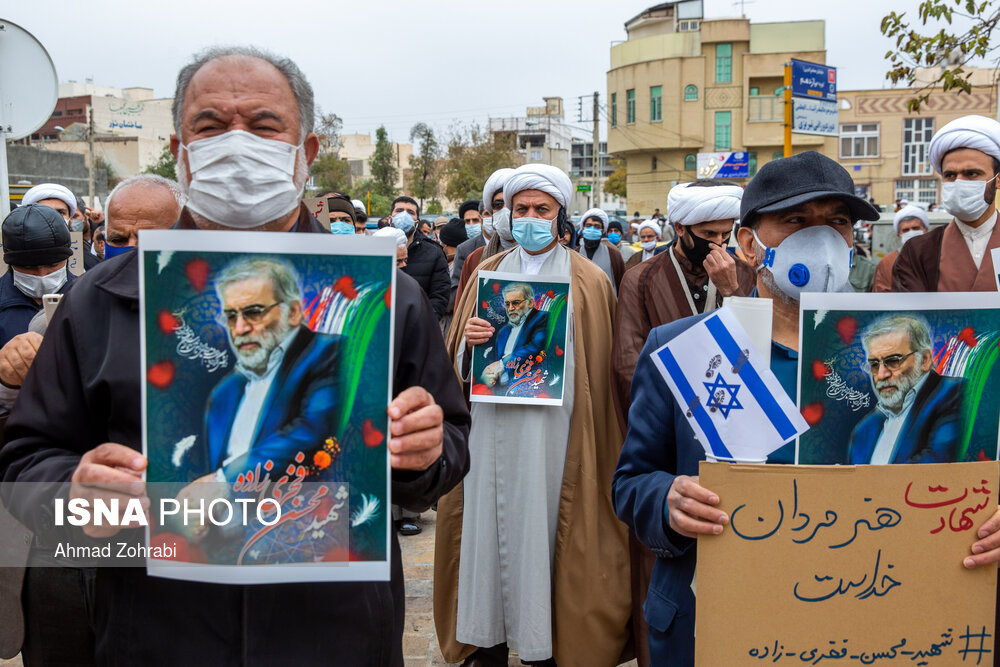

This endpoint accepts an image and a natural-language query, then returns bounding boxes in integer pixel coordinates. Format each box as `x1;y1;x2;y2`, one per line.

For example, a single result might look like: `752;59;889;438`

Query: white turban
928;115;1000;174
351;199;366;212
667;182;742;226
503;164;573;209
637;219;662;239
482;168;515;210
374;226;407;248
892;204;929;234
580;207;609;232
22;183;77;217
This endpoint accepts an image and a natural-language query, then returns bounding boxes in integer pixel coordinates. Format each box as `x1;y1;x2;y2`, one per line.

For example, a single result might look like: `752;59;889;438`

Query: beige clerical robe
436;246;631;666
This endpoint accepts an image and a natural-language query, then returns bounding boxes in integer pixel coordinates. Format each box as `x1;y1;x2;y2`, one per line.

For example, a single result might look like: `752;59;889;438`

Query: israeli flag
650;307;809;461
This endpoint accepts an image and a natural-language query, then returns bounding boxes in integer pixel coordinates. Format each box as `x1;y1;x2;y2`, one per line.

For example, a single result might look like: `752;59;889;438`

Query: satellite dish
0;19;58;140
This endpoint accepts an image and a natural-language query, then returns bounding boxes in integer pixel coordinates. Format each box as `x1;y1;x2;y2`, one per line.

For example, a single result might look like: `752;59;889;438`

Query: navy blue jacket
485;308;549;381
204;327;341;478
847;371;964;464
0;269;75;348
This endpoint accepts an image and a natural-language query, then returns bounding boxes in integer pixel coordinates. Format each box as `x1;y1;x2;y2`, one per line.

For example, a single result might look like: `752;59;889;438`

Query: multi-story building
33;82;175;182
606;1;836;215
340;132;414;192
608;2;999;215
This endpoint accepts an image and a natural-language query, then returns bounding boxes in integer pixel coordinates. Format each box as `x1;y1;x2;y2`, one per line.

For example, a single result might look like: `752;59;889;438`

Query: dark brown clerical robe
609;243;755;667
893;220;1000;292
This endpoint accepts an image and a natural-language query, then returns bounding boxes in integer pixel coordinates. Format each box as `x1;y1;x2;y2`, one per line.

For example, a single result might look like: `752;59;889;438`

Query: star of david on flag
650;307;809;461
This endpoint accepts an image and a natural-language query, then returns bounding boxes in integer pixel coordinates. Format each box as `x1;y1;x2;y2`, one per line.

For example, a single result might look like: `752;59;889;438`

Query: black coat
0;204;471;666
401;235;450;320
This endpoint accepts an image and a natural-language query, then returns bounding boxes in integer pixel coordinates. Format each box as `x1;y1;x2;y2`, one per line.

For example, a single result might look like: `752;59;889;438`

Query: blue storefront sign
791;59;836;102
697;152;750;179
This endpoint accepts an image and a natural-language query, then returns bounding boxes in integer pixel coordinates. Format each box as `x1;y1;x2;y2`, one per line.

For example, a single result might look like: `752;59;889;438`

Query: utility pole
592;91;600;210
783;63;792;158
88;106;96;206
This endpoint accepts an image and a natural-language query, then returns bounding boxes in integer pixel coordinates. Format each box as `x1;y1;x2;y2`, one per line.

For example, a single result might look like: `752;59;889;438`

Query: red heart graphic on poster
835;317;857;344
363;419;384;447
492;282;501;294
958;327;977;347
482;301;489;310
554;345;563;356
801;402;824;426
158;311;181;335
147;361;175;389
384;289;391;309
184;258;210;293
811;360;830;380
334;276;358;300
546;290;555;298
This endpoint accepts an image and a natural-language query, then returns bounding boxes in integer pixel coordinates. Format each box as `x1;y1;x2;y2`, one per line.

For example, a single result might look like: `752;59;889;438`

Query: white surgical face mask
482;216;495;238
493;208;514;243
941;177;995;223
753;225;852;300
899;229;925;246
13;266;67;299
641;240;657;251
181;130;303;228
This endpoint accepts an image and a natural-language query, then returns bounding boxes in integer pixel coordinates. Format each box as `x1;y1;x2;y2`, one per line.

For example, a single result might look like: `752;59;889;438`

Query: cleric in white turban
626;219;664;268
895;114;1000;292
437;159;631;666
873;204;931;292
20;183;77;220
577;207;626;291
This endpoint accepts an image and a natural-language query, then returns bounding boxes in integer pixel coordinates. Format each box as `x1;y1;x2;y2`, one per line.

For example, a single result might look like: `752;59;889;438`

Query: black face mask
681;229;716;267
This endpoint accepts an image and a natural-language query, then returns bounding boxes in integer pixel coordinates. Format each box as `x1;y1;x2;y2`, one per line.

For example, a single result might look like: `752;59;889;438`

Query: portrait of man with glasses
480;282;550;389
847;314;965;465
199;256;342;481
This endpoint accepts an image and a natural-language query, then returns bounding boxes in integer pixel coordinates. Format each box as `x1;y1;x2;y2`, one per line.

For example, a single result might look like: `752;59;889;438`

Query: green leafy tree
143;144;177;181
369;126;398;199
604;160;627;198
425;199;443;215
882;1;1000;111
443;123;520;203
407;122;441;208
351;179;393;218
311;153;352;193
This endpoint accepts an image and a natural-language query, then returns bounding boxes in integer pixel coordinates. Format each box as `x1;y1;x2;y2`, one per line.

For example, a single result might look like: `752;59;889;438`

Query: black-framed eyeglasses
504;298;526;308
221;302;281;327
863;351;916;374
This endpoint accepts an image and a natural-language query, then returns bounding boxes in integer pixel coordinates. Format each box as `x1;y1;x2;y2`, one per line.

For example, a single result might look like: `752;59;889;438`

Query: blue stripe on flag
656;346;732;459
704;314;798;440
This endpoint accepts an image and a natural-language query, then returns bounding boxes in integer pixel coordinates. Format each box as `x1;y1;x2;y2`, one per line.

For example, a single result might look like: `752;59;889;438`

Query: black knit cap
459;200;480;220
741;150;880;225
2;204;72;266
439;219;468;247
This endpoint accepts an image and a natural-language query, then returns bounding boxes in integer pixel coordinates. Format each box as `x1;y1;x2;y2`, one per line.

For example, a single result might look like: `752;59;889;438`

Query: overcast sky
4;0;985;143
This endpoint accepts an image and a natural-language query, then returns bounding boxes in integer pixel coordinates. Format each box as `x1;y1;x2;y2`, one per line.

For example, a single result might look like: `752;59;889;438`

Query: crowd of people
2;44;1000;667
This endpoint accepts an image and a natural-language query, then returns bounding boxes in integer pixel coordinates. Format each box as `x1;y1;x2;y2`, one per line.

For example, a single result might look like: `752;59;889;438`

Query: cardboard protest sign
470;270;570;406
797;293;1000;465
696;461;998;665
68;230;85;276
139;230;395;583
650;306;808;462
303;197;329;227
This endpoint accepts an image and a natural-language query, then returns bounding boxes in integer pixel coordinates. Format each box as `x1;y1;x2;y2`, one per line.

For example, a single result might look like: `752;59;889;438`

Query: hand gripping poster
797;292;1000;465
139;230;394;583
470;270;570;406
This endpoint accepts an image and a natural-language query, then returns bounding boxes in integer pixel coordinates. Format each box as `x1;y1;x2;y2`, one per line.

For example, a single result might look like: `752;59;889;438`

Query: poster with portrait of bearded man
470;271;570;406
139;230;395;583
796;292;1000;466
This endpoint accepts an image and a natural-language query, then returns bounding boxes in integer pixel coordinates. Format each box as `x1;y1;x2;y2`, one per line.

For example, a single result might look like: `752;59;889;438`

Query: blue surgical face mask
608;231;622;245
392;211;415;234
582;227;603;242
330;221;354;235
466;223;482;239
103;243;134;259
511;216;556;252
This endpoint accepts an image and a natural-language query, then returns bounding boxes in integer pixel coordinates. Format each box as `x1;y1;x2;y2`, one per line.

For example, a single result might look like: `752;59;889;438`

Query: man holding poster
0;46;470;666
436;164;630;666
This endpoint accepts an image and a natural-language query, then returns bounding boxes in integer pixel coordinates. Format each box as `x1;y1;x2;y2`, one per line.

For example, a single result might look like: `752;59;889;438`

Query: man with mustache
847;315;964;464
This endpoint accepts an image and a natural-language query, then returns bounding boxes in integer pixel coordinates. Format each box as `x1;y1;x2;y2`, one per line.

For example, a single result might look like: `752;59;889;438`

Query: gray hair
861;315;932;357
105;175;185;222
214;258;302;309
172;46;315;142
502;282;534;303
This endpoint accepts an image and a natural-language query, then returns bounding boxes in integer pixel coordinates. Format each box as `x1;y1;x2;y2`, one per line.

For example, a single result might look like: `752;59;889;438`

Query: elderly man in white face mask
894;114;1000;291
873;204;929;292
437;163;630;667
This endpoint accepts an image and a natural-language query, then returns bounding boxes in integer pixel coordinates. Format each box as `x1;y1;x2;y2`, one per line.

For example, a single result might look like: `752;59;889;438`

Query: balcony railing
747;95;783;123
